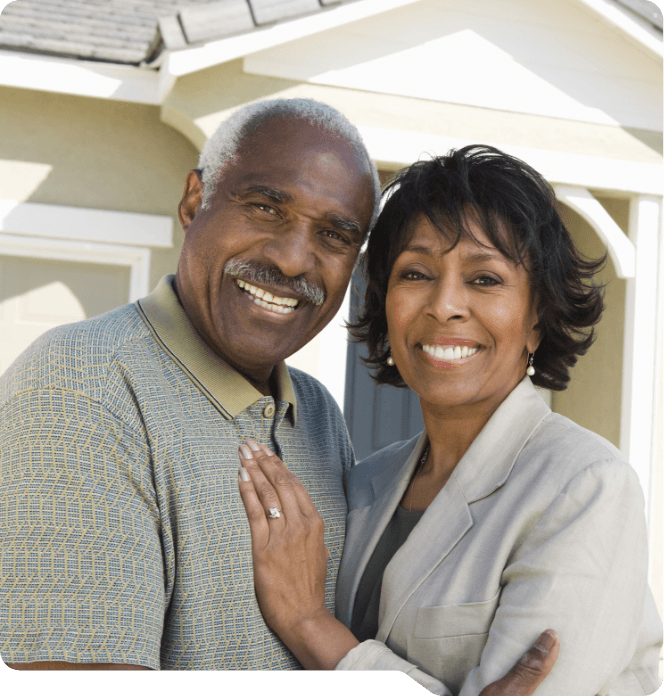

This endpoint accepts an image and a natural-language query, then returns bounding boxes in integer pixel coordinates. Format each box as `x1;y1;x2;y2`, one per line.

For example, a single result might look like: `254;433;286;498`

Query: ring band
268;507;282;519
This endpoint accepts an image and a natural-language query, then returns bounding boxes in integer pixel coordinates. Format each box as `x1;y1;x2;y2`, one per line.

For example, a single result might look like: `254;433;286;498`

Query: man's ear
178;169;204;234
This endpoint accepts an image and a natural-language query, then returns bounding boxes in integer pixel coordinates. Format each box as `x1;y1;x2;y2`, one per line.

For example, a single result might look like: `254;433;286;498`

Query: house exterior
0;0;662;646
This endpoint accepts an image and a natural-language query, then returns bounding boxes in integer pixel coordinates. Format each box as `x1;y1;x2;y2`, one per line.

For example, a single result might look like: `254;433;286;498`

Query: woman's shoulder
534;411;623;463
521;411;639;492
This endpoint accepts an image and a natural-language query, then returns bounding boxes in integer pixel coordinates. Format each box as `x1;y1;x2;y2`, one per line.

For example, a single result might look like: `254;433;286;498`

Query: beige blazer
335;378;662;695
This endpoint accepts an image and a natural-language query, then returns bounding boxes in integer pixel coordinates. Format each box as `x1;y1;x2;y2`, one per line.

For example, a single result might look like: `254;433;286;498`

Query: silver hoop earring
387;353;395;366
526;352;535;376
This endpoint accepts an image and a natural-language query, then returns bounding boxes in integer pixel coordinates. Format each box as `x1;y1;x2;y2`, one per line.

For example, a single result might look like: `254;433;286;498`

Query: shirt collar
136;275;297;423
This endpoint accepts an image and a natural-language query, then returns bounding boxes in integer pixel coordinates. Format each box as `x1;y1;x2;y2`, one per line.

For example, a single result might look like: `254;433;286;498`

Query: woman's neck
402;400;496;511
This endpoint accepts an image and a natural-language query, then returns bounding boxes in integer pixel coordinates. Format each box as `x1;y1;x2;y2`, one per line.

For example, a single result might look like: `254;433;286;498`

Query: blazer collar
358;378;550;638
369;377;549;505
136;275;297;423
450;377;550;503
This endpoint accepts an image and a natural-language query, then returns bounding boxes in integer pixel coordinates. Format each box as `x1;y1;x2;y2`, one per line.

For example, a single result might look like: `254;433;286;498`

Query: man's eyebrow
238;185;292;203
328;215;362;236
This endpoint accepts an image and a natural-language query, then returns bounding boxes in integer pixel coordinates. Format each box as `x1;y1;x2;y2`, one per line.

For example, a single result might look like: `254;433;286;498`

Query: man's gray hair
197;98;381;230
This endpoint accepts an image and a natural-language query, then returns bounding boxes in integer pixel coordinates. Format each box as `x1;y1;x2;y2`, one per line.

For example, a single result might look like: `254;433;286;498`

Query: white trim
0;199;173;248
315;282;353;412
161;0;426;81
0;50;161;104
553;186;636;278
0;233;151;302
358;126;663;196
574;0;663;57
620;194;662;531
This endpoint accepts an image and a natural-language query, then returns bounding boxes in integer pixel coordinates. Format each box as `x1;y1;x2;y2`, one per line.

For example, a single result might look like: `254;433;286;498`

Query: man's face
176;117;375;390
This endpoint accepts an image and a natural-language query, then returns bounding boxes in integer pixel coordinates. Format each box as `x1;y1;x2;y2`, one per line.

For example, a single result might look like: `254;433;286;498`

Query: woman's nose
427;277;469;322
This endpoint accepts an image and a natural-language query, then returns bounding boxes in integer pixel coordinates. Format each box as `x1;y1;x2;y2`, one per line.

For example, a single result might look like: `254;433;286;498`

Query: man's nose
262;221;317;278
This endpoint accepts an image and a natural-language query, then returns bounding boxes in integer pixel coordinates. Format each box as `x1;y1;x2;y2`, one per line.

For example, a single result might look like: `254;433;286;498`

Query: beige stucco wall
552;197;629;448
0;85;200;292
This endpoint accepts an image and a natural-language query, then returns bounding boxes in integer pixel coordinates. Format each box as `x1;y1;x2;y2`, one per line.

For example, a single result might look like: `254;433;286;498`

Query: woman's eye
402;270;427;280
473;275;500;286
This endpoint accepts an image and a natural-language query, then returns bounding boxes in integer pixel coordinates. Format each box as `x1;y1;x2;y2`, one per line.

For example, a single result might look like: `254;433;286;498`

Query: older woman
237;146;662;695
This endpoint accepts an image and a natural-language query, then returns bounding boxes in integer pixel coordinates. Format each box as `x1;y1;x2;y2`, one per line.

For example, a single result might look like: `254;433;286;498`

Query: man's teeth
236;279;298;314
421;344;479;360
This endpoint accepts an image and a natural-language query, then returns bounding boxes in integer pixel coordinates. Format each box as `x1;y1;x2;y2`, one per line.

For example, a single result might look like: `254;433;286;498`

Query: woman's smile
419;342;480;368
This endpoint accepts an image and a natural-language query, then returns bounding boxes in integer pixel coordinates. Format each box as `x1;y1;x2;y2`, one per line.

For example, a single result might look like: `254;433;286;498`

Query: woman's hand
237;440;359;668
237;439;328;634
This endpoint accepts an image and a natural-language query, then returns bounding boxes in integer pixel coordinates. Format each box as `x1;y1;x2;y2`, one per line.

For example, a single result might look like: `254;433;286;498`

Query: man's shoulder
286;366;343;414
0;302;152;401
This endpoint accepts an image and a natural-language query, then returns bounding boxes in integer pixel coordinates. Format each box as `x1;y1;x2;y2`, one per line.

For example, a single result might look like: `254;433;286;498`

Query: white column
620;194;662;531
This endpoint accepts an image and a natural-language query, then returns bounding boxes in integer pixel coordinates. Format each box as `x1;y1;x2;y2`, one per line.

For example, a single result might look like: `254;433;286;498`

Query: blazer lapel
337;431;428;627
376;474;473;642
376;377;550;641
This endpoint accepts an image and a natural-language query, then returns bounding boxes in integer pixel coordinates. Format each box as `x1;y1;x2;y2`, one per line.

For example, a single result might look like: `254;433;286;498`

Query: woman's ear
526;295;542;354
178;170;204;234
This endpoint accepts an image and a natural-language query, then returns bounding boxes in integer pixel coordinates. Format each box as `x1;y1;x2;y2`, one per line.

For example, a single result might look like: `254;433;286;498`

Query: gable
242;0;662;130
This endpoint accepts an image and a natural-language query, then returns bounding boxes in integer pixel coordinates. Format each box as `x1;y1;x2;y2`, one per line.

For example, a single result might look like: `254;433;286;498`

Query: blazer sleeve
336;639;452;695
460;457;651;696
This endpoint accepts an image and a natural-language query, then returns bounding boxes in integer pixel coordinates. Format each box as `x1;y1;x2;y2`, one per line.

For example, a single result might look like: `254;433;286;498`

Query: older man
1;99;558;686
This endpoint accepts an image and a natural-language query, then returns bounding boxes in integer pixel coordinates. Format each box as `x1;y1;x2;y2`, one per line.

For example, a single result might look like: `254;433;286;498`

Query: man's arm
6;662;149;670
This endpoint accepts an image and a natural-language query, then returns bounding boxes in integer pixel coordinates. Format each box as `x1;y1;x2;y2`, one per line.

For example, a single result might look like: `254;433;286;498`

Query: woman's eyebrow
463;249;503;264
402;244;510;265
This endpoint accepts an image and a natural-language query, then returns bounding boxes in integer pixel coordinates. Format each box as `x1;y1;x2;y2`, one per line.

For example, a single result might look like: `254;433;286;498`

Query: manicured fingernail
239;467;251;482
239;445;253;459
246;440;261;452
534;629;556;652
260;443;274;455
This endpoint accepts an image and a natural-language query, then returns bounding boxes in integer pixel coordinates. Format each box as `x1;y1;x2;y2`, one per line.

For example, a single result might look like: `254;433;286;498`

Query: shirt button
263;404;275;418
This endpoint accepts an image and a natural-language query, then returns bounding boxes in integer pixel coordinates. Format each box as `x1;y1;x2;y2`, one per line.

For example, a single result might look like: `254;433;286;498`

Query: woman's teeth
237;279;298;314
421;344;479;360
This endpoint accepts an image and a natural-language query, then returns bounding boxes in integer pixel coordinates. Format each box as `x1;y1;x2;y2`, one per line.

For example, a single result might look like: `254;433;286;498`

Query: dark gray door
343;270;424;462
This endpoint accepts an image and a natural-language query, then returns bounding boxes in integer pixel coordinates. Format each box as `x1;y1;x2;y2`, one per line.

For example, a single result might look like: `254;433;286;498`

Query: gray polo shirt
0;275;354;669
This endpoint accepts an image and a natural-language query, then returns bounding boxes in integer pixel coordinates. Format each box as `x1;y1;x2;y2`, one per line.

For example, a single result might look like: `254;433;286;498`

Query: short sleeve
0;388;165;668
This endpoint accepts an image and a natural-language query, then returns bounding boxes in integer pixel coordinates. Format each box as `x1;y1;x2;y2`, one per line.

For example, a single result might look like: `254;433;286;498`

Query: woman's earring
387;353;395;366
526;352;536;376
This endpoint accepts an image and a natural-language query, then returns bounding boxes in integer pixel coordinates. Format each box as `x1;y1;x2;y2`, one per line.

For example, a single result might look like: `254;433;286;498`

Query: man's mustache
225;259;325;307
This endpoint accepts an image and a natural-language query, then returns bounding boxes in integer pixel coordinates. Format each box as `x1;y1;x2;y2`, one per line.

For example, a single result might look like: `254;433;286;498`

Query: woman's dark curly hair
349;145;605;392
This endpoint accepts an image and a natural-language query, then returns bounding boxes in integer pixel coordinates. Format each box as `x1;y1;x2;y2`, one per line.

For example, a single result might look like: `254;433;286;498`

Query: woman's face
385;213;540;417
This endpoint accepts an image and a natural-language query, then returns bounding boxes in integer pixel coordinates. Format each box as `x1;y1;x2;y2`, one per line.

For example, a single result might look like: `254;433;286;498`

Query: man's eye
253;203;278;215
322;230;348;244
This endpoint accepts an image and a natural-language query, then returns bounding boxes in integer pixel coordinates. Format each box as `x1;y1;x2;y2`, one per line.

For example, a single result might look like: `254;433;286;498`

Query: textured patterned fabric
0;275;353;669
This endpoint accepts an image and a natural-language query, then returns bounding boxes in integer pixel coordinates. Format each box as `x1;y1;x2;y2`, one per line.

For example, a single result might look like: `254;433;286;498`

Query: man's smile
236;278;301;315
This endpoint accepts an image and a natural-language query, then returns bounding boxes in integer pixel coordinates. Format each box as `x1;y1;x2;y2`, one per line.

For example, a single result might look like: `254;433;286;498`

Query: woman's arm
458;458;654;696
237;441;563;695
